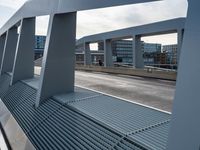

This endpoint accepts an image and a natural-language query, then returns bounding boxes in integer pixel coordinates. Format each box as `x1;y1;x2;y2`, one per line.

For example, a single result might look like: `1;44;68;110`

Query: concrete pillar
36;12;76;107
177;29;184;65
167;1;200;150
0;34;6;69
11;17;35;85
84;42;91;65
0;27;18;75
132;35;144;68
104;39;113;67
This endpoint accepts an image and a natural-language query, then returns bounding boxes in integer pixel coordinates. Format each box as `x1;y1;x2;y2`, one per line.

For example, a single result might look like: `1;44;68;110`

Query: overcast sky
0;0;188;45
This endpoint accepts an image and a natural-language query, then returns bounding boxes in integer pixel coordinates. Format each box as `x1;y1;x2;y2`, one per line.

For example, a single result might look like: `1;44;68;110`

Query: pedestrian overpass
0;0;199;150
76;18;185;68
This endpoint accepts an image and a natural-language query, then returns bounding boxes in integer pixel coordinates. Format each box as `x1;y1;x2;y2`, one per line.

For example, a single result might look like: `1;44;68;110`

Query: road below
34;67;175;112
75;71;175;112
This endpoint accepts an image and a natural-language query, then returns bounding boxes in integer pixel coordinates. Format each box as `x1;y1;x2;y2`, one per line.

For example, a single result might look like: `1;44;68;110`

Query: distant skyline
0;0;188;45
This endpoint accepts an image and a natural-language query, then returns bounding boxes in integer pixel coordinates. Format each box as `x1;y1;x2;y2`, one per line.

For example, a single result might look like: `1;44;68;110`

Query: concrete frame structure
0;34;6;69
177;29;184;64
0;27;18;75
167;1;200;149
77;18;185;68
0;0;159;105
11;17;35;85
132;35;144;68
84;42;92;65
1;0;200;149
36;12;77;107
104;39;113;67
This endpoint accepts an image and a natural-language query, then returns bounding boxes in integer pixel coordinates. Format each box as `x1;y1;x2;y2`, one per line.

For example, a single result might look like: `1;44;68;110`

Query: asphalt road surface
75;71;176;112
34;67;175;112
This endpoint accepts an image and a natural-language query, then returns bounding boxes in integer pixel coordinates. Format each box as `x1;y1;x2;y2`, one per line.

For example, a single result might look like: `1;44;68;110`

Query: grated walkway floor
0;73;170;150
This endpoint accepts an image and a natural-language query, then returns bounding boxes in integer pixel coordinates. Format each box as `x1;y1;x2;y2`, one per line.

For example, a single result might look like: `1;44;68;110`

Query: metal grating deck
128;122;170;150
0;76;171;150
0;73;11;97
53;87;102;104
68;94;170;134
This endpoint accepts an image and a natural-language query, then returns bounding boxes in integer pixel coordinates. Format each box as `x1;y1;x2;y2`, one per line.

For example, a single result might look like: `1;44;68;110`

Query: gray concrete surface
34;66;175;112
76;65;177;81
75;70;175;112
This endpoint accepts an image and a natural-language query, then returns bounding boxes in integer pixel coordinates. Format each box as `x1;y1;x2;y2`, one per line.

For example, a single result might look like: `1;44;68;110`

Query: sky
0;0;188;45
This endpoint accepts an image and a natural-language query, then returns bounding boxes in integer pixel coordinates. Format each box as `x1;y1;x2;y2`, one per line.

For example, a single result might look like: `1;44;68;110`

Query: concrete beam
11;17;35;85
84;42;91;65
36;12;76;107
167;1;200;150
0;0;159;36
177;29;184;65
77;18;185;45
133;35;144;68
104;39;113;67
0;34;6;69
0;27;18;75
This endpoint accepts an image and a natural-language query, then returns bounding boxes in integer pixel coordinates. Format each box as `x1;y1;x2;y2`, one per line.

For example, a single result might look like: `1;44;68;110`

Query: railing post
11;17;35;85
36;12;77;107
104;39;113;67
84;42;91;65
132;35;144;68
177;29;184;65
0;27;18;75
0;34;6;70
167;1;200;150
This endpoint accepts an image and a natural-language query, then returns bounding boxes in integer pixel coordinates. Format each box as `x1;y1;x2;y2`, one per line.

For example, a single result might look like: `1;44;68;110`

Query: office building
111;40;133;64
34;35;46;59
162;44;178;65
111;40;161;65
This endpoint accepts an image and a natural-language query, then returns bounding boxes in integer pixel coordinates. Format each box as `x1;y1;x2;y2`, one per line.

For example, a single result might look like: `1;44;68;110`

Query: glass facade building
111;40;162;65
34;36;46;60
162;44;178;65
112;40;133;63
35;36;46;49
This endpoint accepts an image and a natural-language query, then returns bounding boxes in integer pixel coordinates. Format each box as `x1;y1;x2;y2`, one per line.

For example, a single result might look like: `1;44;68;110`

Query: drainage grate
0;73;11;98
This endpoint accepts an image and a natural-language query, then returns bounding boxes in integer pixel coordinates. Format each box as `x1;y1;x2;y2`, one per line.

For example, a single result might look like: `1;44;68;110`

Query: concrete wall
76;65;177;81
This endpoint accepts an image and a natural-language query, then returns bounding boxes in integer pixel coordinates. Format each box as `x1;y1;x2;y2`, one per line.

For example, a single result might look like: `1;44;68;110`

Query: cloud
0;0;188;45
76;0;188;44
0;0;26;9
77;0;187;38
0;5;15;28
0;0;27;27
